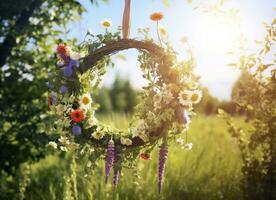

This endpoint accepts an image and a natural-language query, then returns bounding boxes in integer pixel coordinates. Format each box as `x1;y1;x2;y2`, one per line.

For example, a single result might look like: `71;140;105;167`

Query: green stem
156;21;162;47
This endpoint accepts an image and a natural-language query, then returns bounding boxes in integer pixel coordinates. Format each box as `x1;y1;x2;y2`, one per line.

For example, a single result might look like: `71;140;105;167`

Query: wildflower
68;59;80;68
101;19;112;29
105;139;115;184
70;109;84;123
58;136;70;145
59;85;68;94
176;138;184;145
63;66;73;77
184;143;193;150
48;141;58;149
190;90;202;104
72;124;82;136
150;12;164;21
56;43;70;56
80;93;92;109
56;43;70;61
120;137;133;146
91;130;105;140
140;153;151;160
84;114;97;129
178;90;193;106
158;143;168;193
113;148;121;187
60;146;68;152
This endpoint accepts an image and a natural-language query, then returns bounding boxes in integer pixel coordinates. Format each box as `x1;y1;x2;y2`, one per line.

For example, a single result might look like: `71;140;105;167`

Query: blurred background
0;0;275;199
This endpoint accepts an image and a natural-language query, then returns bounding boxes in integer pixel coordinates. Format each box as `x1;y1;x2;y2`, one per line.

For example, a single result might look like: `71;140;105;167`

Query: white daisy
178;90;193;106
190;90;202;104
91;131;105;140
101;19;112;29
80;93;92;109
183;143;193;150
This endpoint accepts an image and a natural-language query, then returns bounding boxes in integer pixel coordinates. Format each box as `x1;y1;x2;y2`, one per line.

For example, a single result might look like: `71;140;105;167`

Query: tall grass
25;115;243;200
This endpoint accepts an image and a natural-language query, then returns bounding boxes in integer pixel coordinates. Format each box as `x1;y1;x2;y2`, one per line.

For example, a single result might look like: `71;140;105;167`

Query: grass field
25;115;244;200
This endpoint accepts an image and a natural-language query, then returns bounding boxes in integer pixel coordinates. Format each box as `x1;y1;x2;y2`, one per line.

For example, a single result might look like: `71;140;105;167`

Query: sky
70;0;275;100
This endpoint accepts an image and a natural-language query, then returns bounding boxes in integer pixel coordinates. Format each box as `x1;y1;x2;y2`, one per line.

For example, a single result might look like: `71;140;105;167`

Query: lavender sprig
113;148;121;187
104;139;115;184
158;143;168;193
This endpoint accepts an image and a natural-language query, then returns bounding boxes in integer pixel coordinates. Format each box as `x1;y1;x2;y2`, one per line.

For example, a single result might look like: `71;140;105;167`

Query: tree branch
0;0;43;67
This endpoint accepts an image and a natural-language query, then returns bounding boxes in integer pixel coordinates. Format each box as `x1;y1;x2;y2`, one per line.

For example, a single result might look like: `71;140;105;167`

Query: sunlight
192;14;241;53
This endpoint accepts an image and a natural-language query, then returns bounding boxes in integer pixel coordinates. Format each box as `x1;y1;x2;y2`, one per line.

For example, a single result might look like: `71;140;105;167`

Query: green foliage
0;0;101;198
23;115;243;200
220;19;276;199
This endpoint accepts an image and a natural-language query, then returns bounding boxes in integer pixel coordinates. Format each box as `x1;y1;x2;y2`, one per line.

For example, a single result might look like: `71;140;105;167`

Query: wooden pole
122;0;131;39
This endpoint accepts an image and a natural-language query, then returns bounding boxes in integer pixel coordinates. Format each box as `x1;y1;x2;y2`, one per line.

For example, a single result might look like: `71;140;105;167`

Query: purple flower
158;143;168;193
63;66;73;77
105;139;115;184
72;125;82;136
59;85;68;94
113;148;121;187
69;59;80;68
176;107;191;125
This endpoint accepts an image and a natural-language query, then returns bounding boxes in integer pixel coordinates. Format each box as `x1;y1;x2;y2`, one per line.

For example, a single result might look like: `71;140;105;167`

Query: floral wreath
46;13;201;193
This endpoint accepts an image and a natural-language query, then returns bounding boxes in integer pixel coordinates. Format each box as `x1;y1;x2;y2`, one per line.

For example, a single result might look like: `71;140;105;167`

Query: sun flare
192;14;242;53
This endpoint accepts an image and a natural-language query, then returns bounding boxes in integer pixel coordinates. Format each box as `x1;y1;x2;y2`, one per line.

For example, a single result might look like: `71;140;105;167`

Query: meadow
24;115;244;200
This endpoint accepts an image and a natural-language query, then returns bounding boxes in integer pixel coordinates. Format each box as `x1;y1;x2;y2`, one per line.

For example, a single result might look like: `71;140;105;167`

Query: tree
0;0;103;198
220;19;276;199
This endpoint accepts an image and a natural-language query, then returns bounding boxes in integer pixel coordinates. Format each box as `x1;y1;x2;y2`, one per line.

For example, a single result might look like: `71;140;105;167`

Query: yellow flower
101;19;112;28
190;90;202;104
80;93;92;109
178;90;202;105
178;90;192;106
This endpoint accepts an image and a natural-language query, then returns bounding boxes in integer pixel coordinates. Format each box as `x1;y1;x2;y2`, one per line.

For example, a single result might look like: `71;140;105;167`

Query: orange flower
56;43;69;56
140;153;151;160
150;12;164;21
70;109;84;123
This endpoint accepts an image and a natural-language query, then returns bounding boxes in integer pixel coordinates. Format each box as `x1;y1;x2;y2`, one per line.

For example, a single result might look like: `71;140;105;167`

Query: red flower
70;109;84;123
56;43;69;56
150;12;164;21
140;153;151;160
48;96;52;106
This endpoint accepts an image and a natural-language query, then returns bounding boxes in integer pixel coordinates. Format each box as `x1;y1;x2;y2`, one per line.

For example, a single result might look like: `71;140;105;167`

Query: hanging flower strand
105;139;115;184
113;148;121;187
150;12;164;45
158;143;168;193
